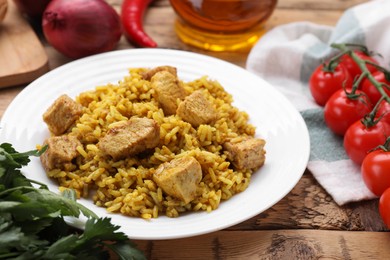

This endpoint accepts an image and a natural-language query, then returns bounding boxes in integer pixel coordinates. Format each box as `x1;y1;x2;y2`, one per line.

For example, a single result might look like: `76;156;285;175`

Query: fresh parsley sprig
0;142;145;260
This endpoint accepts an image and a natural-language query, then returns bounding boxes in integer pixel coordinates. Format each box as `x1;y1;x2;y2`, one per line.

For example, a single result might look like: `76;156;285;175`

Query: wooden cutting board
0;0;49;88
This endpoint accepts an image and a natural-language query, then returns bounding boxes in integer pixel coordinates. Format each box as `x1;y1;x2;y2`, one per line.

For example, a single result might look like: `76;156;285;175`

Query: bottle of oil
170;0;278;52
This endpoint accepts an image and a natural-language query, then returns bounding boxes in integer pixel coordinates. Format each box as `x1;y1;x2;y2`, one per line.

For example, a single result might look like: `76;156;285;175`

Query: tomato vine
331;43;390;104
309;43;390;229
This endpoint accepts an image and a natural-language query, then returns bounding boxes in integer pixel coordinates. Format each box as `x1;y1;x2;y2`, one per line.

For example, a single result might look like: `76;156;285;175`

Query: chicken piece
43;94;83;135
224;137;266;170
176;90;217;127
153;156;202;204
40;135;81;171
99;117;160;160
142;65;177;81
151;71;187;115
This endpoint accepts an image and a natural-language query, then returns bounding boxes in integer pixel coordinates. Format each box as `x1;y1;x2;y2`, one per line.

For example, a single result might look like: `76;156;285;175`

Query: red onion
13;0;52;20
42;0;122;59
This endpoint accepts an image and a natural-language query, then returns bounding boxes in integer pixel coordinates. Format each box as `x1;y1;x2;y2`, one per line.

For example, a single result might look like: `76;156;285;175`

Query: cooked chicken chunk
176;90;217;127
40;135;81;171
142;65;177;81
151;71;187;115
153;156;202;204
224;137;266;170
99;117;160;160
43;94;83;135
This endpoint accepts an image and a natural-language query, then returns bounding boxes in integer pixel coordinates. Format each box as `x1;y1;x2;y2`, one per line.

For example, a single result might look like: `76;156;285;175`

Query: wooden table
1;0;389;258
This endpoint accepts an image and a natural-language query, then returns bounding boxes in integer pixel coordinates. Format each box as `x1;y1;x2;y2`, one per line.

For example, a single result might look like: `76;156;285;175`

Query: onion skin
42;0;122;59
13;0;51;20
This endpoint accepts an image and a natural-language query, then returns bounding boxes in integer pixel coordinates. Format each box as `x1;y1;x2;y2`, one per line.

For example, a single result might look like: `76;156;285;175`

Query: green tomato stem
323;49;349;72
353;72;367;92
332;43;390;104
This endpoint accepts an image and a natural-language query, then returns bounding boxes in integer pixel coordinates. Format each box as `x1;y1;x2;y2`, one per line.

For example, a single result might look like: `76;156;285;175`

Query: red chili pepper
121;0;157;48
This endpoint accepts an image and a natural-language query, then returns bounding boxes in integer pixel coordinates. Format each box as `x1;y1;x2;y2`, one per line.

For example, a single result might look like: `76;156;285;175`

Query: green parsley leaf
0;142;146;259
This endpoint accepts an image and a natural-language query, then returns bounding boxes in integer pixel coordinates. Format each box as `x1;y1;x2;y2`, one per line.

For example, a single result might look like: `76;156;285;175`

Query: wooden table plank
276;0;368;10
0;2;388;259
0;0;386;232
0;85;22;118
133;230;390;259
231;171;386;231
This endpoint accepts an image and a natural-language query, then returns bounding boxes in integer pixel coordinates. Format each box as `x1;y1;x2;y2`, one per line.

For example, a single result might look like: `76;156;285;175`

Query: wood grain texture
0;1;386;231
276;0;369;10
231;171;387;231
133;230;390;259
0;85;22;116
0;1;48;88
0;0;389;258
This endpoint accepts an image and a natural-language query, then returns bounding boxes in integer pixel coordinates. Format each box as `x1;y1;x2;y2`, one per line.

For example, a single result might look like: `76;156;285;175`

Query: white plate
0;49;310;240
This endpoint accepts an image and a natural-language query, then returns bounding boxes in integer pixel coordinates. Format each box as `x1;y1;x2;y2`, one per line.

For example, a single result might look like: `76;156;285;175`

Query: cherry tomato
324;89;372;136
340;51;378;79
344;120;390;165
361;71;390;104
309;63;353;106
379;187;390;229
361;149;390;196
377;100;390;124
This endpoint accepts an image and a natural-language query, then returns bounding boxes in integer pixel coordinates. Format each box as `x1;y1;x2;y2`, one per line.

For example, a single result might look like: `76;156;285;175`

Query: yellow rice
47;68;259;219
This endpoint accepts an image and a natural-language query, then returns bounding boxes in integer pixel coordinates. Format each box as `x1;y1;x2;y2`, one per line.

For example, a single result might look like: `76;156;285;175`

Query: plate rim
0;48;310;240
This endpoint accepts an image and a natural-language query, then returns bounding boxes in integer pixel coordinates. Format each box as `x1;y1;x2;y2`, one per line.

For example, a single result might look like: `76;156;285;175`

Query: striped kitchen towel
246;0;390;205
